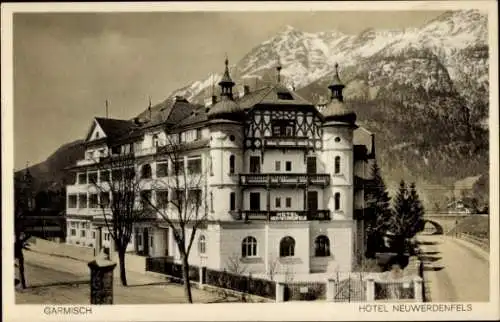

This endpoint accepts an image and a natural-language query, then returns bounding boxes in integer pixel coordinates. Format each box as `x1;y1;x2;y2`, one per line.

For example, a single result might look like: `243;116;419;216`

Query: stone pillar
199;266;206;289
326;278;337;302
366;277;375;302
275;282;285;303
88;254;117;305
413;276;423;302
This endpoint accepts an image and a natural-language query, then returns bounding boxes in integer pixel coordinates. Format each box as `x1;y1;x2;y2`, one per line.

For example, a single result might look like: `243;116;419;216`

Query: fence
456;232;489;251
146;257;276;300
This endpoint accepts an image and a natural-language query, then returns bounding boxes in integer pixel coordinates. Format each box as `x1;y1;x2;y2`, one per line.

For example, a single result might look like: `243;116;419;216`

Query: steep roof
236;84;313;109
94;118;138;140
353;126;375;157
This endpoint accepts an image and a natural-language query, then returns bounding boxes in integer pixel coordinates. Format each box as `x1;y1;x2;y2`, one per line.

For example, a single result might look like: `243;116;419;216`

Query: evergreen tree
407;182;425;237
364;161;392;257
391;180;411;236
365;161;392;234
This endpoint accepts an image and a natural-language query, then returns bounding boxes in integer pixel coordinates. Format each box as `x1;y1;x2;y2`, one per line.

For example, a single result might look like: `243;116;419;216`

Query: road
15;250;240;304
417;234;489;302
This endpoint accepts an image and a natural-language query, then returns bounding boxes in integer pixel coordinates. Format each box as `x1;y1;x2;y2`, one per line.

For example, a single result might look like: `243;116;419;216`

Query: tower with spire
320;63;357;224
207;56;244;227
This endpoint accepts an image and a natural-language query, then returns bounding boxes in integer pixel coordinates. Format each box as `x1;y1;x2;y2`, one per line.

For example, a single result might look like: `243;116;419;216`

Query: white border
2;1;499;321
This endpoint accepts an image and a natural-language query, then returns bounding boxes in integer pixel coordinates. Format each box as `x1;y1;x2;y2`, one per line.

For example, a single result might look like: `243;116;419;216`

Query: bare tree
89;152;150;286
14;169;36;289
143;134;209;303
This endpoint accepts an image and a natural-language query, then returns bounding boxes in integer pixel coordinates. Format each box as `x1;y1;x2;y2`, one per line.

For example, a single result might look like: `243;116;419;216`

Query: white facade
65;75;375;277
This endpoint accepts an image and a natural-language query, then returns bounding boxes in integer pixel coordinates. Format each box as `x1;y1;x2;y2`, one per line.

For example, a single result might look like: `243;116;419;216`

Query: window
78;173;87;184
334;193;341;211
112;169;122;182
242;236;257;258
100;192;110;208
157;190;169;208
141;164;152;179
81;230;86;238
187;158;202;174
182;129;198;143
173;159;185;175
277;92;294;100
92;231;96;239
275;161;281;171
307;157;317;174
285;161;292;172
275;197;281;208
88;172;98;184
279;236;295;257
334;137;341;143
249;192;260;210
111;145;121;155
196;128;202;140
100;170;110;183
124;167;135;180
95;132;100;139
152;134;159;147
156;162;168;177
210;192;214;212
272;120;295;137
188;189;202;207
71;229;76;236
78;194;87;208
334;156;341;174
70;222;76;228
141;190;152;208
229;155;235;174
249;156;261;173
199;235;206;254
89;194;98;208
230;192;236;211
285;197;292;208
68;195;77;208
314;235;330;257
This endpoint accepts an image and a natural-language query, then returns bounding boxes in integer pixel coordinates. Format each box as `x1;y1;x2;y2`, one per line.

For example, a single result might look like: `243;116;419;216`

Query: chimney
244;85;250;95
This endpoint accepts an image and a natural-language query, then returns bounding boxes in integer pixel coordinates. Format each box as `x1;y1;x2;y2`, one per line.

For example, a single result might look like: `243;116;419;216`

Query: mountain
19;10;489;209
15;140;85;192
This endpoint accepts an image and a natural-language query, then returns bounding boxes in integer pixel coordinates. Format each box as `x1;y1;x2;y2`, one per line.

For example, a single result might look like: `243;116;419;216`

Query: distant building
65;59;377;275
446;198;476;214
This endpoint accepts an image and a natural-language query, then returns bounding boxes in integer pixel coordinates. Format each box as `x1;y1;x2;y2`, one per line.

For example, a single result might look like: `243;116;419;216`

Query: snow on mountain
160;10;487;106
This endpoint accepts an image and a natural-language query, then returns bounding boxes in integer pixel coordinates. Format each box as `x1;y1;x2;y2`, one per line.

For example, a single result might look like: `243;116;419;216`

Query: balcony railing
240;173;330;187
135;146;157;157
76;158;100;166
263;136;315;148
236;210;331;221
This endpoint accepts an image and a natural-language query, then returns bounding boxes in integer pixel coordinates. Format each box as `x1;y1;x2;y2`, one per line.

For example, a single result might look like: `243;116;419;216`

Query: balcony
135;146;157;157
236;210;331;221
263;136;315;149
239;173;330;187
76;158;100;166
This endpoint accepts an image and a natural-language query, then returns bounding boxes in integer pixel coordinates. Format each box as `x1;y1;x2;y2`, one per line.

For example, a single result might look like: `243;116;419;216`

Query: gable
85;119;107;142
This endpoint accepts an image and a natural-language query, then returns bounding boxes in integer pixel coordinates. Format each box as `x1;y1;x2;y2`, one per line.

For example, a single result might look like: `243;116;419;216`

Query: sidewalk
18;250;239;304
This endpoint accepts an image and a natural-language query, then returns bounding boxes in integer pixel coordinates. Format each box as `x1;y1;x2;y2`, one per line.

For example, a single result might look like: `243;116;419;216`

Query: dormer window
277;92;293;100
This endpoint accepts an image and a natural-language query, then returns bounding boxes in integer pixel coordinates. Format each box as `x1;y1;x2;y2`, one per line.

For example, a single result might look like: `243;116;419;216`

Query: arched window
242;236;257;258
314;235;330;257
334;156;341;174
141;164;152;179
230;192;236;211
279;236;295;257
334;192;341;211
229;154;235;174
198;235;206;255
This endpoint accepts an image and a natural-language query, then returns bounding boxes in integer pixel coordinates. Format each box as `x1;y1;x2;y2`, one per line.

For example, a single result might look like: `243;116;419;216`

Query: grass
448;215;489;239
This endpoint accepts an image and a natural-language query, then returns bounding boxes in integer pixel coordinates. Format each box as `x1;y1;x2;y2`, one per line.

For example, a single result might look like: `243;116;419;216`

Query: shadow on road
420;255;442;262
423;266;444;272
28;280;89;289
417;241;440;246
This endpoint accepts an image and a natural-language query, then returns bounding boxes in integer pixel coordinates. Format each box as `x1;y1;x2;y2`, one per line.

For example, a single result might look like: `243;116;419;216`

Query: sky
12;10;446;170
